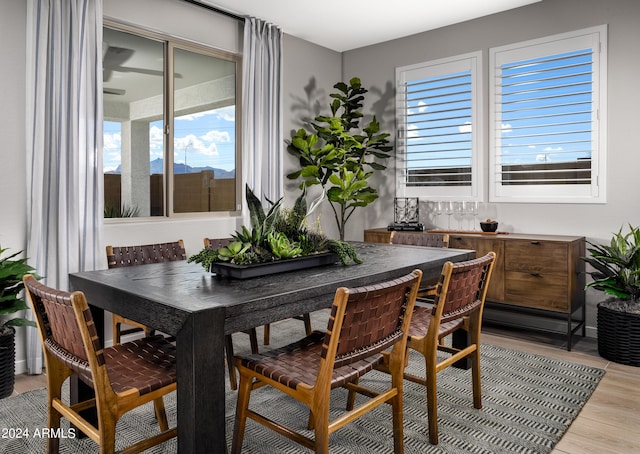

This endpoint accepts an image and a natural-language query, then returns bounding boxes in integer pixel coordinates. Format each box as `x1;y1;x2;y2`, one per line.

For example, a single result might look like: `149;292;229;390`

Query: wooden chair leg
302;313;312;336
390;357;405;454
263;324;270;345
471;347;482;409
426;357;439;445
246;328;259;354
225;335;238;391
226;329;259;391
153;397;169;431
113;318;121;345
231;373;253;454
99;419;117;454
312;404;330;454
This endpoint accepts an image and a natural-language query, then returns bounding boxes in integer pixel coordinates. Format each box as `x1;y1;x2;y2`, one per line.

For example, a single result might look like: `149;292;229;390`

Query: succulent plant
188;185;362;270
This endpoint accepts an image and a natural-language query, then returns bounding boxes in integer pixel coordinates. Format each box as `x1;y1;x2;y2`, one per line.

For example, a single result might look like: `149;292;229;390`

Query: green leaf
300;165;320;178
4;318;36;328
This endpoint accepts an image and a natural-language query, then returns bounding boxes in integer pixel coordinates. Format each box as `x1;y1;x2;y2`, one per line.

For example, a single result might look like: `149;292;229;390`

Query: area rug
0;326;604;453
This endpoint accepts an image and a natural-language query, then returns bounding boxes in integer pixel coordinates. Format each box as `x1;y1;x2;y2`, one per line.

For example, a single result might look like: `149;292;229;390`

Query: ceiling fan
102;45;183;96
103;45;165;82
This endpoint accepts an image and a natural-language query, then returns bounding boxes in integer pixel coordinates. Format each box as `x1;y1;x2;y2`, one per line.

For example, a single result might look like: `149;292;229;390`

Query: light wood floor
12;326;639;453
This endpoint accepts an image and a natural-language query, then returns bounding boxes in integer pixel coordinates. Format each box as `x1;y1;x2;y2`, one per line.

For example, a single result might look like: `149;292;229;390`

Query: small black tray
210;252;338;279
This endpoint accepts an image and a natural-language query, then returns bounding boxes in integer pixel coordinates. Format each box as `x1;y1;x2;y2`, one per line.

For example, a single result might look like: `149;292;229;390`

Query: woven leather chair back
204;237;233;249
24;276;101;386
106;240;186;268
432;252;495;324
325;272;422;369
390;231;449;248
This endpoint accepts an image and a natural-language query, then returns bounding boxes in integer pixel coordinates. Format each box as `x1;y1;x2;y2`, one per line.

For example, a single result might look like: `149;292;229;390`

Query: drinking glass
452;201;464;230
442;201;453;229
469;201;479;230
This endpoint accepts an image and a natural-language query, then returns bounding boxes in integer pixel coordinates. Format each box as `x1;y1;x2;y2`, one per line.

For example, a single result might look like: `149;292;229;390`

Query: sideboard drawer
504;240;568;275
504;271;570;312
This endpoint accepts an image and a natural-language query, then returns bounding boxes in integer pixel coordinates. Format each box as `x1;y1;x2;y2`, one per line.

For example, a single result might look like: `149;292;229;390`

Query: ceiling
202;0;541;52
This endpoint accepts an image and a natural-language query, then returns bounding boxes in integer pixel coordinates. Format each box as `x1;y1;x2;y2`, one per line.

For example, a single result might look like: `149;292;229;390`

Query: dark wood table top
70;242;475;334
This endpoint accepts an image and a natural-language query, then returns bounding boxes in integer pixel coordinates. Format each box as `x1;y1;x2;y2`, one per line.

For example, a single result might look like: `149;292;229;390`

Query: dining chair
23;275;177;454
106;240;187;344
399;252;496;445
203;237;312;345
231;269;423;454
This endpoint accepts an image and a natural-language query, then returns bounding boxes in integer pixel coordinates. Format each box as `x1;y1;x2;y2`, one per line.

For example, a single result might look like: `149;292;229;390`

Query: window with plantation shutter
489;25;607;203
396;52;483;200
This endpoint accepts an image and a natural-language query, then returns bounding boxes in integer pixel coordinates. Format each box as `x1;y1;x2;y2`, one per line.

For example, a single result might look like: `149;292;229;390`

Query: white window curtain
25;0;104;374
242;17;283;212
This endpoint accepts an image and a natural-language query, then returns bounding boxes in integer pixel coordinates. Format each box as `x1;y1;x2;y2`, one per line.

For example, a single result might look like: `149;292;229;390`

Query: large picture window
395;52;483;200
489;25;607;203
103;24;241;218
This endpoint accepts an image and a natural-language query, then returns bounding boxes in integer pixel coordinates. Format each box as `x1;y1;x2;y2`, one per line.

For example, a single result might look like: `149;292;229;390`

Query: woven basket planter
0;327;16;398
597;302;640;367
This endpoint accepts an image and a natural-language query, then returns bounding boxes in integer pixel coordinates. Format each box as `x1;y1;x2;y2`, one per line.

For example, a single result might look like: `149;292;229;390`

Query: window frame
103;20;242;221
489;25;607;204
395;51;484;202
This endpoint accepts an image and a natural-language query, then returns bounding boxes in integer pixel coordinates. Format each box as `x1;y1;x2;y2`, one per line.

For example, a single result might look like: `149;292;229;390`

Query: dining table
69;241;474;453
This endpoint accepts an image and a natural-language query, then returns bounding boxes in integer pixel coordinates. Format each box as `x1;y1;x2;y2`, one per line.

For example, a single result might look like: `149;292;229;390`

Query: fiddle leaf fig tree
287;77;392;240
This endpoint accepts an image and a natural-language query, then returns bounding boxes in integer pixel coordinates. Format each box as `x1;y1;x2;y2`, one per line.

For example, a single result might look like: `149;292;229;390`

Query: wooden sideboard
364;228;586;350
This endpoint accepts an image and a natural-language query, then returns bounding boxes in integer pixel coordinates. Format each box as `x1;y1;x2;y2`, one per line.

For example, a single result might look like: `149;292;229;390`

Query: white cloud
406;123;418;139
149;125;164;159
175;133;220;161
459;122;472;133
201;130;230;143
417;101;428;113
103;132;121;150
501;123;512;134
214;106;235;122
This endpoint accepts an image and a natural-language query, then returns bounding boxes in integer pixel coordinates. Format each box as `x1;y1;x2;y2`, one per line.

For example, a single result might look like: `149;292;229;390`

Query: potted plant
286;77;393;240
582;225;640;366
188;185;361;277
0;246;37;398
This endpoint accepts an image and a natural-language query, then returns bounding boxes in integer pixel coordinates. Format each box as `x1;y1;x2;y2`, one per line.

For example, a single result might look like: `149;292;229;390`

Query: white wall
1;0;29;373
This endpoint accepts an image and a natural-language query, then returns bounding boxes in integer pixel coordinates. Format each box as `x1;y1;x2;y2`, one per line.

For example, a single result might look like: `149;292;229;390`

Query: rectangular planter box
210;252;338;279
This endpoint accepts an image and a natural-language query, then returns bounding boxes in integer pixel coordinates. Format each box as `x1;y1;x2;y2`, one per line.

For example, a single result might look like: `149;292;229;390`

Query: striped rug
0;335;603;453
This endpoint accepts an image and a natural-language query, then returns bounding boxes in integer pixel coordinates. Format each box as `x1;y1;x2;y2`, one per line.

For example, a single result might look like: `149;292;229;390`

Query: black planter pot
0;327;16;398
597;302;640;367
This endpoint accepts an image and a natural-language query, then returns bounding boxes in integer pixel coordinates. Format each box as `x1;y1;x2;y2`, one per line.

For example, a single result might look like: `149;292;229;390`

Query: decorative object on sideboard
480;219;499;232
0;246;38;398
188;185;361;278
388;197;424;232
582;224;640;366
286;77;393;240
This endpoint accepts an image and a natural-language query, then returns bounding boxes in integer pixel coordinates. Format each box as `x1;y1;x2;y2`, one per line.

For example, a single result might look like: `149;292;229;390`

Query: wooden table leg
176;308;226;453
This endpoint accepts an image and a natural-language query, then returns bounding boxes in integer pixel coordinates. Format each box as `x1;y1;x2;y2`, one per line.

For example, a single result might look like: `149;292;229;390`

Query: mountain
106;158;235;179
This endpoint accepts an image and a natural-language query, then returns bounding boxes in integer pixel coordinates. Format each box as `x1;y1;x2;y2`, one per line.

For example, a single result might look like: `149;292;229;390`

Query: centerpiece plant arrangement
188;185;362;272
286;77;392;240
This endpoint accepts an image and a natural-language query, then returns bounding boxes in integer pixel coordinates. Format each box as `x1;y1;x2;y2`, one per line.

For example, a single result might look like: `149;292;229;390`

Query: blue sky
103;105;236;173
